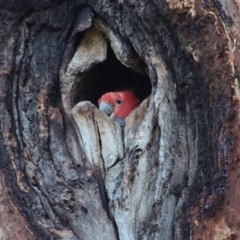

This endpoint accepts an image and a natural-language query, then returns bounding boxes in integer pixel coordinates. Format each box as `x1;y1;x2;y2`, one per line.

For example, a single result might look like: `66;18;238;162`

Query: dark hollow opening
73;46;152;107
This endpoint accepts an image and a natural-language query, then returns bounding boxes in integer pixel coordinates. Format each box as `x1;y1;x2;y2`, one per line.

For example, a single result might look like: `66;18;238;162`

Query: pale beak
99;102;113;116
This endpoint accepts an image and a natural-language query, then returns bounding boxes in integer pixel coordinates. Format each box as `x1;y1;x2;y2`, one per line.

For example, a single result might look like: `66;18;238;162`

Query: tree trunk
0;0;239;239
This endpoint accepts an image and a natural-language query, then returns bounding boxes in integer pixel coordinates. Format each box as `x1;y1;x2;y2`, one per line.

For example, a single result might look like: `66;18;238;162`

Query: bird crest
98;90;140;125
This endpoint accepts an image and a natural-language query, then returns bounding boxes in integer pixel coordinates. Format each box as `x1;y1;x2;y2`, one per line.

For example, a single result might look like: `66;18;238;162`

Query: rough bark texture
0;0;240;239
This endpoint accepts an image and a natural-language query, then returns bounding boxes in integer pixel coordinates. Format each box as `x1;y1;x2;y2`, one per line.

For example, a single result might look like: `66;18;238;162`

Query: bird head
98;91;139;127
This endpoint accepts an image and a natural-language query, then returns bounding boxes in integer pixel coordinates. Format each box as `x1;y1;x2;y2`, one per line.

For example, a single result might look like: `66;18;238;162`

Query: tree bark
0;0;239;239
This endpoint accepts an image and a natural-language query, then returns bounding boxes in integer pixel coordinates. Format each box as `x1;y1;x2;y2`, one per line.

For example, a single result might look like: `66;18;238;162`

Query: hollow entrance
73;46;152;107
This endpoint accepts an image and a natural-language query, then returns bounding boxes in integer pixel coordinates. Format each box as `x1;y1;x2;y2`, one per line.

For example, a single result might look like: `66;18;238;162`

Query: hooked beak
99;102;113;116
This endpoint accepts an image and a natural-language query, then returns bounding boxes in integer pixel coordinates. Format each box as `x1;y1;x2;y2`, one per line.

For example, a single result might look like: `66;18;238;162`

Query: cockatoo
98;91;139;128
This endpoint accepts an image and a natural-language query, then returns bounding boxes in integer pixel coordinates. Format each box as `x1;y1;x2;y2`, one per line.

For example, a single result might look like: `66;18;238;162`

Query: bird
98;91;140;128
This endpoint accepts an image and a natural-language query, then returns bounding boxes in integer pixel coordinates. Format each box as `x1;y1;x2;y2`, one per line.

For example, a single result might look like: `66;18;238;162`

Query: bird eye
116;99;121;104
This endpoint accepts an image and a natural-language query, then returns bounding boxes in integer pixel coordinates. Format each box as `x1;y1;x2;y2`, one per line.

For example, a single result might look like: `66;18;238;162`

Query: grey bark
0;0;239;240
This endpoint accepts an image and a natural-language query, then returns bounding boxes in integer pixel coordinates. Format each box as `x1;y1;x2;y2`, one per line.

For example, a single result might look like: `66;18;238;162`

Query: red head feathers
98;91;139;127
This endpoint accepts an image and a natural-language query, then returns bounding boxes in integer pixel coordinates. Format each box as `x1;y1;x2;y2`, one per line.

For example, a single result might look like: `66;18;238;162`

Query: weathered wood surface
0;0;240;239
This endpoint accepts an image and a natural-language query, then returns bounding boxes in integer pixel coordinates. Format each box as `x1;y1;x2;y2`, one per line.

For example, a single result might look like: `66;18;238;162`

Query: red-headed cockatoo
98;91;139;128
